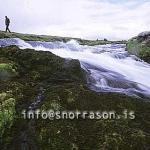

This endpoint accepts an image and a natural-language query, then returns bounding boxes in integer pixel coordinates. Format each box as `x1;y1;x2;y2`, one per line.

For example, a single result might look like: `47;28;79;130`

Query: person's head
5;16;7;19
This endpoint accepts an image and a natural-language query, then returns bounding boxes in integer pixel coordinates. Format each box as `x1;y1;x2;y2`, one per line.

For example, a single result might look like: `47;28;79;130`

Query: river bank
0;30;127;46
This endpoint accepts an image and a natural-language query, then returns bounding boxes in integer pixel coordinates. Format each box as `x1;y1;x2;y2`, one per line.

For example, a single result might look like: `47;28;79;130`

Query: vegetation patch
0;63;17;80
127;35;150;63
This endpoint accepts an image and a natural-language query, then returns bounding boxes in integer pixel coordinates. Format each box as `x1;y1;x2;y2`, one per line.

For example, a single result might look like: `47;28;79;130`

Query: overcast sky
0;0;150;40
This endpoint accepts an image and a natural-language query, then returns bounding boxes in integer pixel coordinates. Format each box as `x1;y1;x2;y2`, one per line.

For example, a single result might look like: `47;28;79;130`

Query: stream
1;38;150;98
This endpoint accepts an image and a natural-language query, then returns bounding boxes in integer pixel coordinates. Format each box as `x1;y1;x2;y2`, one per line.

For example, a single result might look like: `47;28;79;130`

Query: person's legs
5;26;8;32
5;25;11;33
8;27;11;33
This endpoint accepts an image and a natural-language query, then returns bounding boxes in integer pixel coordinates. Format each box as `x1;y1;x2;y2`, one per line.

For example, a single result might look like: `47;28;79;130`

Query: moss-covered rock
127;31;150;63
0;45;150;150
0;45;85;83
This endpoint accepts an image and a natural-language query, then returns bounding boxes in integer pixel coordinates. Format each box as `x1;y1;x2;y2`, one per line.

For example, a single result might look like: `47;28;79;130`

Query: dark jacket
5;17;10;26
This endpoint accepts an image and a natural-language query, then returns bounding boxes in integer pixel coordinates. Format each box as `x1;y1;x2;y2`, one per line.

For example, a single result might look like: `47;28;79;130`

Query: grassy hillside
0;30;127;46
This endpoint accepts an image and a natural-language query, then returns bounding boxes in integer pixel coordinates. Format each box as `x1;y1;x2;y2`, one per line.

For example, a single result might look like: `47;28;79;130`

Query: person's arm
8;18;10;24
5;19;7;25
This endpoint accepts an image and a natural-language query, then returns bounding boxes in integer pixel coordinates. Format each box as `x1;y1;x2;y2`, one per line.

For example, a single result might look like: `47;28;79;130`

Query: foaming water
0;38;150;97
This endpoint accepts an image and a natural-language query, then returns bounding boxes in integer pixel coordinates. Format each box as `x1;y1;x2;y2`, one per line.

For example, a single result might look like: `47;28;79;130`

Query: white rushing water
0;38;150;97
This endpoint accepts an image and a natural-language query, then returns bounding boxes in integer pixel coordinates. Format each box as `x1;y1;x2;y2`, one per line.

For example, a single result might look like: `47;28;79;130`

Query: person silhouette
5;16;11;33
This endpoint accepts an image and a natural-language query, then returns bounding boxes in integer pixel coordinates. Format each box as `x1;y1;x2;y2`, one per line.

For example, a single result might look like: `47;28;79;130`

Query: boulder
127;31;150;63
138;31;150;37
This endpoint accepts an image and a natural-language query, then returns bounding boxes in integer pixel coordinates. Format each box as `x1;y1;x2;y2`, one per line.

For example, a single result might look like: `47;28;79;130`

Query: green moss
0;92;16;137
127;38;150;63
0;63;17;80
0;46;85;83
139;44;150;63
0;63;13;70
126;39;141;55
32;84;150;150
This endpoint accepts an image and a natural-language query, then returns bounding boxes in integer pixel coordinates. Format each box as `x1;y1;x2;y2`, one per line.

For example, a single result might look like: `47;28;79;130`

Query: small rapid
1;38;150;98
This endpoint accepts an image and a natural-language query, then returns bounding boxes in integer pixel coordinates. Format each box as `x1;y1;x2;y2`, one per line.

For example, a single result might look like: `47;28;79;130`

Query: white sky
0;0;150;40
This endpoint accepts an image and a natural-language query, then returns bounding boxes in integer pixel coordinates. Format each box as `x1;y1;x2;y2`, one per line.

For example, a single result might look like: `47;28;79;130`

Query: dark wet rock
138;31;150;37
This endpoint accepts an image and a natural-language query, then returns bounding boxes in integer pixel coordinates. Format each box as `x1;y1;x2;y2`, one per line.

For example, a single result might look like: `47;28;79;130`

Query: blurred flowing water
1;38;150;98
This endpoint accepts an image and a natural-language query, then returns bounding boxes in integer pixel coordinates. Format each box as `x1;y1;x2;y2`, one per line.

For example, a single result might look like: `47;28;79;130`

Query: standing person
5;16;11;33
